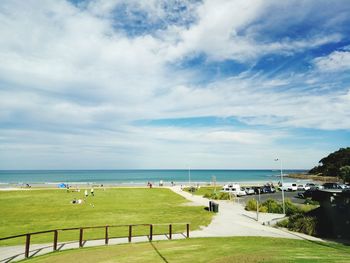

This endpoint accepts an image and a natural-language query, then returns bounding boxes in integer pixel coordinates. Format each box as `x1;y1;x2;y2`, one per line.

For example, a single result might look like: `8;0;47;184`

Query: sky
0;0;350;170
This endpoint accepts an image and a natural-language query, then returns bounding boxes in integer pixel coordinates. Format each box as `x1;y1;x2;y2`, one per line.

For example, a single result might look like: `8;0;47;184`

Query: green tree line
309;147;350;182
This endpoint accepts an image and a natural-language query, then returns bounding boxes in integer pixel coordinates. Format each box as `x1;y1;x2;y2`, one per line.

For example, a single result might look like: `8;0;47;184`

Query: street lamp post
275;158;286;214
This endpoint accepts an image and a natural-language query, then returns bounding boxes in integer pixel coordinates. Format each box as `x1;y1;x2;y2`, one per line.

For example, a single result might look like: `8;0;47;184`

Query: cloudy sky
0;0;349;169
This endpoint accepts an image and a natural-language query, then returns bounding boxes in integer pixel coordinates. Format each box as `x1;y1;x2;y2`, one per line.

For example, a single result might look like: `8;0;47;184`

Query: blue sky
0;0;350;169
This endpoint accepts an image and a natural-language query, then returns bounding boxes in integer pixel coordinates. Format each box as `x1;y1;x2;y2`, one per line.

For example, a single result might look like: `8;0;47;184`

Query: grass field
24;237;350;263
0;188;212;245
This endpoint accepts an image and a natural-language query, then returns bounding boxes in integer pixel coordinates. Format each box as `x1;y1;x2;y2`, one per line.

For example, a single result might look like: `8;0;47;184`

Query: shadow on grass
149;242;168;263
278;227;350;252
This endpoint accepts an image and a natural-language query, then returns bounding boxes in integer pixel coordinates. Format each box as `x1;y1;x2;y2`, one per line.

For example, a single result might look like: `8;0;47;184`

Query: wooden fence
0;223;190;259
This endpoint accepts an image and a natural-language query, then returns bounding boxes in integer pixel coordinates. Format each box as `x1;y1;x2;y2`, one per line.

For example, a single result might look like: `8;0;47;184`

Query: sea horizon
0;169;308;185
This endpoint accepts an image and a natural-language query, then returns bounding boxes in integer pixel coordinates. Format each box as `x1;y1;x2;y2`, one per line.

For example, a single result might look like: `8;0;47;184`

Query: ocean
0;169;307;185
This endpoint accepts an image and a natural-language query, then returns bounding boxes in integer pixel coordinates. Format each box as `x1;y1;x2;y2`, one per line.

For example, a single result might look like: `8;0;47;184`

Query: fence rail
0;223;190;259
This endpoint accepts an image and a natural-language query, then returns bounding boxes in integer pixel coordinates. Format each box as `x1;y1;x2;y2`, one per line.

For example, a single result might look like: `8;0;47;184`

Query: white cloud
0;0;349;169
314;51;350;71
164;0;342;62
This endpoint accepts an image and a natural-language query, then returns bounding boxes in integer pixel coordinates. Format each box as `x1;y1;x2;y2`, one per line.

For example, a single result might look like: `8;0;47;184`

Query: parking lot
239;190;305;204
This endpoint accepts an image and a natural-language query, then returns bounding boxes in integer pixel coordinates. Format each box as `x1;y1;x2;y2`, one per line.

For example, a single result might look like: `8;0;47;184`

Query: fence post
105;226;109;245
149;224;153;241
53;230;58;251
79;228;83;247
186;224;190;238
128;225;132;243
25;234;31;258
169;224;172;240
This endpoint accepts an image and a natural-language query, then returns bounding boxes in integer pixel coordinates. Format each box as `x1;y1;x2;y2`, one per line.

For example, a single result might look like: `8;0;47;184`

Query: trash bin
213;203;219;213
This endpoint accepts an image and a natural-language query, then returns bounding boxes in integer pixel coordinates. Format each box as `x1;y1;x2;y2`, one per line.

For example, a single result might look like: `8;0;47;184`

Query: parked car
305;183;322;189
244;187;255;195
322;183;342;189
251;186;262;194
261;185;276;193
339;184;349;189
306;183;316;188
221;184;247;196
297;184;310;191
279;183;298;191
298;188;319;198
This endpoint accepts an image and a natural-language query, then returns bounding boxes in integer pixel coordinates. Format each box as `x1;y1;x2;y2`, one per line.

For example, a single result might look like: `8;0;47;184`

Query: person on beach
91;188;94;196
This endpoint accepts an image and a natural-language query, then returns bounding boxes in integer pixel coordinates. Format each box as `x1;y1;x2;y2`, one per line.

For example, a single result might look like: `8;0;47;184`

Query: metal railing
0;223;190;259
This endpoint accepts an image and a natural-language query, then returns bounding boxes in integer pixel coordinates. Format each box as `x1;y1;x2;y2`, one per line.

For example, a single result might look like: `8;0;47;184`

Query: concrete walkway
0;186;325;262
170;186;324;240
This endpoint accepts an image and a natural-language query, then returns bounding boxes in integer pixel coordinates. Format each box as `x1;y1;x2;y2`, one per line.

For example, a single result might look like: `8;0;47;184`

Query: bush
245;199;268;212
259;205;268;213
303;199;319;206
286;214;317;236
284;199;302;216
246;199;257;211
204;192;218;199
247;198;318;216
276;218;289;228
218;192;231;200
263;199;283;214
203;192;231;200
188;186;197;192
247;198;308;215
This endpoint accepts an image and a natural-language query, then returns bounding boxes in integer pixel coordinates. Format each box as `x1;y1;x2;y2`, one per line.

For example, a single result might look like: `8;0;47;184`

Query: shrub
262;198;283;214
203;192;231;200
276;218;289;228
259;205;268;213
246;199;258;211
245;199;268;212
303;199;319;206
284;199;302;216
286;214;317;236
247;198;317;215
218;192;231;200
188;186;197;192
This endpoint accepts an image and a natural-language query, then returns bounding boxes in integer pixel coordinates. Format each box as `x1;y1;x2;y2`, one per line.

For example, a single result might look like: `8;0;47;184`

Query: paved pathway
169;186;324;240
0;186;324;262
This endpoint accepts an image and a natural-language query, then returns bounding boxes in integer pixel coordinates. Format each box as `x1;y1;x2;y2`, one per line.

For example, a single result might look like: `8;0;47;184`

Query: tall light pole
275;158;285;214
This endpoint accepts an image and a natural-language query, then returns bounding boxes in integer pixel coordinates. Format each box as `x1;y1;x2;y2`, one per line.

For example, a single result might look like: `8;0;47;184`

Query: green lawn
24;237;350;263
0;188;212;245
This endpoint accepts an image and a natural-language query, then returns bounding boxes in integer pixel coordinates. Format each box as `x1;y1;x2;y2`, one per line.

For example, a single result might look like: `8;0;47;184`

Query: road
239;190;305;204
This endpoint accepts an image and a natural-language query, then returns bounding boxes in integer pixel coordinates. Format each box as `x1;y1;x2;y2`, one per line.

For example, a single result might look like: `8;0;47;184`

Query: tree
309;147;350;177
340;166;350;183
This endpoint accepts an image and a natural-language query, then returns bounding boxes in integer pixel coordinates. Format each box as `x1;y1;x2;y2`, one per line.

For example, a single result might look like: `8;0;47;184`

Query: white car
297;184;311;191
278;183;298;191
221;184;247;196
244;187;255;195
